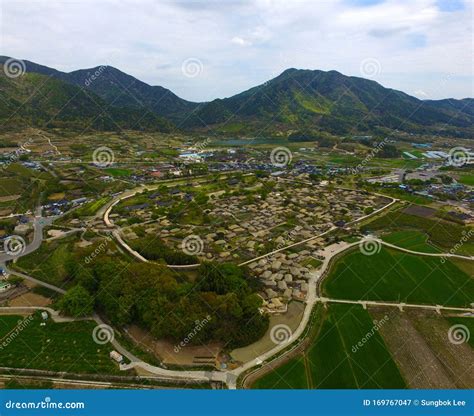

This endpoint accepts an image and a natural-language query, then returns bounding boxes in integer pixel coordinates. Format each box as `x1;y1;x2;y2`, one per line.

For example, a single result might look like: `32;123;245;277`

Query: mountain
0;56;198;125
184;68;474;137
0;65;174;132
1;57;472;138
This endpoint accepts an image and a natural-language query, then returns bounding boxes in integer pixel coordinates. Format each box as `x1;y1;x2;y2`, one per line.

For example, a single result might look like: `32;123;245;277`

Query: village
109;176;389;312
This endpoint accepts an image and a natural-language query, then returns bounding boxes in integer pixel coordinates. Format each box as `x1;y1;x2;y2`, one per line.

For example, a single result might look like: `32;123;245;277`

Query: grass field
0;178;22;197
74;197;110;216
458;174;474;186
382;230;442;253
322;247;474;307
252;304;405;389
15;236;76;287
0;314;119;374
363;209;474;255
104;168;132;177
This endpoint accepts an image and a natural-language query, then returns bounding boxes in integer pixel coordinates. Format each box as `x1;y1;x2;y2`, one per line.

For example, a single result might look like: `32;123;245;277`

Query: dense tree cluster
58;242;268;349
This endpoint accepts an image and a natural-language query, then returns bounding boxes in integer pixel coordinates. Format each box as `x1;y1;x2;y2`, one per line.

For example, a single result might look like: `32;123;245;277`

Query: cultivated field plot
371;308;474;388
363;208;474;255
381;230;442;253
252;304;406;389
0;314;119;374
322;247;474;307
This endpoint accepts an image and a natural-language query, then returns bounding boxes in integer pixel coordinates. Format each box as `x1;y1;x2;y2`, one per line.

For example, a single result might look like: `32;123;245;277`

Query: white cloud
0;0;471;100
231;36;252;46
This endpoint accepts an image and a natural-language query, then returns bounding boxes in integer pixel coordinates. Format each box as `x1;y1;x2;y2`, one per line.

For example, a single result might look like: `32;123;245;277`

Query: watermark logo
359;238;382;256
1;138;34;171
359;58;382;78
350;137;390;174
181;234;204;256
447;147;470;167
352;315;390;353
84;236;112;264
3;235;26;257
84;65;107;87
441;229;474;264
181;58;203;78
3;58;26;78
92;324;115;345
270;147;292;168
447;324;470;345
174;315;212;353
92;146;115;167
270;324;292;345
0;315;34;351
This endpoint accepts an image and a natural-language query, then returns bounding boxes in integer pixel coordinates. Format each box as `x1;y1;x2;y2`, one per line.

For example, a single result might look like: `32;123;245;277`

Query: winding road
1;185;473;389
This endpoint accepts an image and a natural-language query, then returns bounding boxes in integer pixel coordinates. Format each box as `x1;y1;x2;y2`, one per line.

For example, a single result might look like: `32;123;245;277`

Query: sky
0;0;472;102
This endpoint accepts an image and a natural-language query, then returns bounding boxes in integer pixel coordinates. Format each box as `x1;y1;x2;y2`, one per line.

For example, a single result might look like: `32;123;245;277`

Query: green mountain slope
184;68;474;137
1;57;472;138
0;56;198;124
0;66;174;132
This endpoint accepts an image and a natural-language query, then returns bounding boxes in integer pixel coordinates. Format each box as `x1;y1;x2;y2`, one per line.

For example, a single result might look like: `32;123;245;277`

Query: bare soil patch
370;307;473;388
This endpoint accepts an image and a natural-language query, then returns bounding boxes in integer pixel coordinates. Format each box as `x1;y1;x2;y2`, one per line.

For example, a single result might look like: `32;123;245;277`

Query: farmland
0;314;119;374
371;309;474;388
322;247;474;307
252;304;406;389
381;230;441;253
362;208;474;255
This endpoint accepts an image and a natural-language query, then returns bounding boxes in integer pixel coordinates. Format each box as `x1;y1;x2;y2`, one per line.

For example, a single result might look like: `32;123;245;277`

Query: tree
58;285;94;317
7;276;24;287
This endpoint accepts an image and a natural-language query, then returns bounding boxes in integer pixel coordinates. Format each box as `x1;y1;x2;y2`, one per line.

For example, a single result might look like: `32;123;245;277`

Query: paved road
315;297;474;313
380;239;474;260
2;185;472;388
0;207;56;264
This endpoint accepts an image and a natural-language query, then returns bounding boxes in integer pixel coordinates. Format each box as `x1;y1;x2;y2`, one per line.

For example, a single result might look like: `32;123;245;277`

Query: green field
15;236;77;287
458;174;474;186
363;209;474;255
104;168;132;177
252;304;405;389
0;178;22;197
74;196;110;216
0;314;119;374
252;356;309;389
382;230;441;253
322;247;474;307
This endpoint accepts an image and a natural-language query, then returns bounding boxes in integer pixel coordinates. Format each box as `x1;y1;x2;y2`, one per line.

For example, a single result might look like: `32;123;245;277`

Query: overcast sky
1;0;472;102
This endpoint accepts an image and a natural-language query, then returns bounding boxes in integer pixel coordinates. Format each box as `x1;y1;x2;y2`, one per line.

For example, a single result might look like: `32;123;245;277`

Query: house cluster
247;251;314;312
121;179;385;268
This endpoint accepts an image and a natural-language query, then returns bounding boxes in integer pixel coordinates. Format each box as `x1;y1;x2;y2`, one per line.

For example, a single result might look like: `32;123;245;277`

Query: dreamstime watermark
359;238;382;256
92;324;115;345
270;147;292;168
270;324;292;345
2;235;26;257
0;314;34;351
350;137;390;174
359;58;382;78
92;146;115;167
174;315;212;353
5;397;85;410
181;234;204;256
84;236;112;264
447;324;470;345
181;58;203;78
3;58;26;78
441;229;474;264
84;65;107;87
1;138;33;171
352;314;390;353
447;147;471;167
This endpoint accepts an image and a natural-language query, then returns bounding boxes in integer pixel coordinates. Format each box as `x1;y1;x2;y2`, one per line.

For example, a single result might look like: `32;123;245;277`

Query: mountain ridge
0;56;472;138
